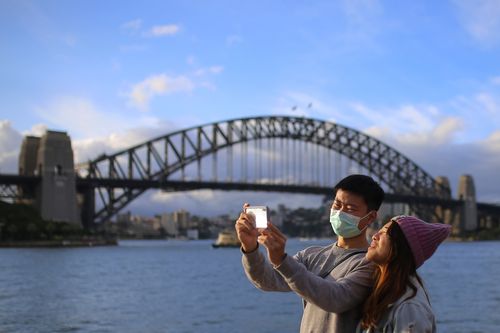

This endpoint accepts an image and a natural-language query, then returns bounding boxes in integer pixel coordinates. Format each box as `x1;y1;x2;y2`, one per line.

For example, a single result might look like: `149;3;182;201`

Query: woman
359;215;451;332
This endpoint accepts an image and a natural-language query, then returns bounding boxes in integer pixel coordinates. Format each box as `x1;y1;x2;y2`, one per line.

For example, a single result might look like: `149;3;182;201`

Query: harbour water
0;239;499;333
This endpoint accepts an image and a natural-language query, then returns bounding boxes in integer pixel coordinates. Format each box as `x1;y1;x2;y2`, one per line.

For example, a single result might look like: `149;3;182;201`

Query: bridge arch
77;116;450;224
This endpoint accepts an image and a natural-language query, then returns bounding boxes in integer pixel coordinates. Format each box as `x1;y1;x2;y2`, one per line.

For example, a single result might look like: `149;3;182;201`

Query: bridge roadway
4;173;497;211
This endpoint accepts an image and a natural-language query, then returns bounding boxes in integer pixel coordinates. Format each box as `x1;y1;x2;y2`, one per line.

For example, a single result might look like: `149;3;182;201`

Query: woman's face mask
330;209;371;238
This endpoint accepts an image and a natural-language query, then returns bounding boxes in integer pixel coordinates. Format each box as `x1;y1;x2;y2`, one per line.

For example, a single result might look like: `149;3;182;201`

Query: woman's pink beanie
392;215;452;268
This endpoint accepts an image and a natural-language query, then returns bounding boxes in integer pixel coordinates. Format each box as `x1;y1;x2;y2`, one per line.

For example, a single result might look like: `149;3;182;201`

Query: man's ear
360;211;377;230
367;210;378;225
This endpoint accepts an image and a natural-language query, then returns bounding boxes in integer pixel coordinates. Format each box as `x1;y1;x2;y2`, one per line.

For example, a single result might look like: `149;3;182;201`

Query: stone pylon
19;131;81;225
18;136;41;203
457;174;477;232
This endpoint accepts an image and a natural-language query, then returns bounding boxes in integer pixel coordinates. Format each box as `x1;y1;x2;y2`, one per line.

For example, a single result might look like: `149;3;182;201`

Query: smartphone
245;206;268;229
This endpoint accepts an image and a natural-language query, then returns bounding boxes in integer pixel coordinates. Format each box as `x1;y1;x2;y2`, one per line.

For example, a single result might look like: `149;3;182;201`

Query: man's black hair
333;174;385;211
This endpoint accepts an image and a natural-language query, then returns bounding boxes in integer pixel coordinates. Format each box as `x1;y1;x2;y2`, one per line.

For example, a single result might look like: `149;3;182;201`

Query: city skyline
1;0;500;216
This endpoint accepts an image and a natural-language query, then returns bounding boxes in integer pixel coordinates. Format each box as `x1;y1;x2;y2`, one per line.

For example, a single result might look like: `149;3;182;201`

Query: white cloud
453;0;500;46
491;76;500;85
194;66;224;76
362;117;498;202
0;120;23;152
23;123;48;137
349;102;443;137
450;90;500;141
476;92;499;115
148;24;180;37
121;19;142;32
432;117;464;143
35;96;135;138
72;120;178;164
128;74;195;111
483;130;500;152
128;67;223;110
0;121;23;173
269;87;499;202
365;116;463;146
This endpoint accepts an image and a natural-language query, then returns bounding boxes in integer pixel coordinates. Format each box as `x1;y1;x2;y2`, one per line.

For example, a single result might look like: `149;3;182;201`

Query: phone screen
246;206;268;229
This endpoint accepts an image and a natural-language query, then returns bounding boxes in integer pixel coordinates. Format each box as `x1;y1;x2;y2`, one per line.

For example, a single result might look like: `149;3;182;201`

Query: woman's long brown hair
360;221;424;330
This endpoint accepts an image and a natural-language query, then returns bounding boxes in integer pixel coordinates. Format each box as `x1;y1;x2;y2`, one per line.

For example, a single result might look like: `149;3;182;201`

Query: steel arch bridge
76;116;451;226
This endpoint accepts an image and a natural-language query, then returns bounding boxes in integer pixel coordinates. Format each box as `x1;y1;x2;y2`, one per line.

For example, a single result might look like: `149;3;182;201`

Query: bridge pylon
457;174;477;232
19;131;81;226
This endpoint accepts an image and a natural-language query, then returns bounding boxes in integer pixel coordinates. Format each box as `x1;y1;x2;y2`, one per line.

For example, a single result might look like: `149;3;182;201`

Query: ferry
212;229;241;248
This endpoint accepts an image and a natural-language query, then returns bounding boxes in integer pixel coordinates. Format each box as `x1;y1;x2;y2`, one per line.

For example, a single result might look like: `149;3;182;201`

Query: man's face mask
330;209;371;238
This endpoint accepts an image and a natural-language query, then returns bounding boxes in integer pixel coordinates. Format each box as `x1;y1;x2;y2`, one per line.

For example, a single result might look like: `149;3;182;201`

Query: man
235;174;385;332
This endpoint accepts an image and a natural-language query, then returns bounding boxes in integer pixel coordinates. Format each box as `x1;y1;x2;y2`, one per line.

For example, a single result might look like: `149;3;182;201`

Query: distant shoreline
0;238;118;248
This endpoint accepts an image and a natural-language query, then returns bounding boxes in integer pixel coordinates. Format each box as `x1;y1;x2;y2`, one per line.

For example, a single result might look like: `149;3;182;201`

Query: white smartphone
245;206;268;229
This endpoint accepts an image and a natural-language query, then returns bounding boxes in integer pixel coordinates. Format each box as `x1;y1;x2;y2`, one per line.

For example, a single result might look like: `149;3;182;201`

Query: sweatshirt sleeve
392;302;436;333
273;253;373;313
241;247;292;292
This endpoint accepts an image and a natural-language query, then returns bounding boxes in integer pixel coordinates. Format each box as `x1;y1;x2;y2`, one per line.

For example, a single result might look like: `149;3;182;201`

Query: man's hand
258;223;287;266
235;203;259;253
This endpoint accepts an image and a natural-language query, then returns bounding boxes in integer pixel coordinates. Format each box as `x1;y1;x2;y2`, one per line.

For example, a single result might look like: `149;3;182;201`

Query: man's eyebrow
333;199;359;208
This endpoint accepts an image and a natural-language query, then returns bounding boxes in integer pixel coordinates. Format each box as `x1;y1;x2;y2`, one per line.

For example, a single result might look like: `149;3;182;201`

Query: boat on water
212;230;241;248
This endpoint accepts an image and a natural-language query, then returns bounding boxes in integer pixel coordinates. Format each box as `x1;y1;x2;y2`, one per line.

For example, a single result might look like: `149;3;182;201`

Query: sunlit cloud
432;117;464;143
365;116;464;146
128;66;223;110
483;130;500;152
128;74;195;111
349;102;441;135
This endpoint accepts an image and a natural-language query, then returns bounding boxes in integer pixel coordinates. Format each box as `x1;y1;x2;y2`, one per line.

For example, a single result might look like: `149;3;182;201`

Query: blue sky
1;0;500;216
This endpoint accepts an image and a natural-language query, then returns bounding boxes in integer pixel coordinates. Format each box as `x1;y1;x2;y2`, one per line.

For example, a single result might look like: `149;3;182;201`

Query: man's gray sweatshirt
242;243;374;333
